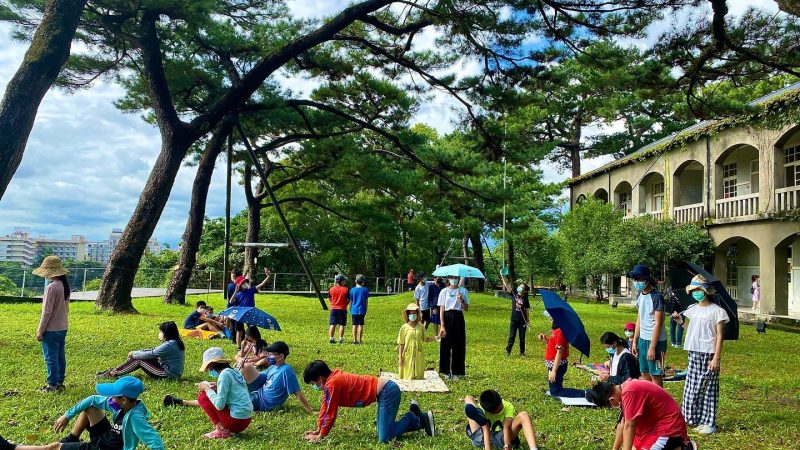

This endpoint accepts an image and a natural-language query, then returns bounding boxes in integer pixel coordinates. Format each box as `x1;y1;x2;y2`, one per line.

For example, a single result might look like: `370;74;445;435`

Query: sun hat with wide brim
403;302;421;322
199;347;231;372
685;274;716;296
32;256;67;278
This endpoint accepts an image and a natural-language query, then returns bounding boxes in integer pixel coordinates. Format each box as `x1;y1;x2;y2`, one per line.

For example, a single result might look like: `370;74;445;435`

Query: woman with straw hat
33;256;70;393
672;274;729;435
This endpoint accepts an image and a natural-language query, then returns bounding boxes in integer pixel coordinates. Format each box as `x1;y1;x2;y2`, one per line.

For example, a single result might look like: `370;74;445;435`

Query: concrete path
69;288;221;301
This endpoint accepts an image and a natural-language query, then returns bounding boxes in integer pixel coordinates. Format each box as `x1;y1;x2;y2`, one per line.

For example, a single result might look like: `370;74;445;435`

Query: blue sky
0;1;775;246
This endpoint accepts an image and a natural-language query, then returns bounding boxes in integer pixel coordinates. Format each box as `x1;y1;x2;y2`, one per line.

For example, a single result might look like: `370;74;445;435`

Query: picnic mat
179;328;222;340
574;363;686;382
379;370;450;393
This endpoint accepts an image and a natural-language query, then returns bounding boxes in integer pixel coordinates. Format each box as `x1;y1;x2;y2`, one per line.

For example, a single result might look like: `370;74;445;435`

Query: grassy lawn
1;292;798;449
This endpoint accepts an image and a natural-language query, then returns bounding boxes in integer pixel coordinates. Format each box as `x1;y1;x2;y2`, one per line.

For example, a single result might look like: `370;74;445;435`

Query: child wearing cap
350;275;369;344
623;322;636;350
237;341;314;414
328;274;350;344
628;264;668;387
463;390;539;450
302;360;435;443
54;376;165;450
163;347;253;439
673;274;729;435
398;303;438;380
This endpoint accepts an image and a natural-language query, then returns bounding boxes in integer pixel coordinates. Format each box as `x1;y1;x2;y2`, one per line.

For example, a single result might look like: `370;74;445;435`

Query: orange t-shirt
329;285;349;310
544;328;570;361
317;370;378;437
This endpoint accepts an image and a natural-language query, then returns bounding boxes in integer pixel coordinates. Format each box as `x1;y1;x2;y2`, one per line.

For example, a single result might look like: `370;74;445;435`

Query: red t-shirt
544;328;570;361
621;379;688;443
317;370;378;437
407;272;414;284
329;285;349;310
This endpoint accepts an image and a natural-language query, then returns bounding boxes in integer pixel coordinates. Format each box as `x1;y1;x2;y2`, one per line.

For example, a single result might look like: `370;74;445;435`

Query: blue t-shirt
236;287;257;308
226;282;236;305
426;281;443;308
256;364;301;410
350;286;369;315
183;311;202;329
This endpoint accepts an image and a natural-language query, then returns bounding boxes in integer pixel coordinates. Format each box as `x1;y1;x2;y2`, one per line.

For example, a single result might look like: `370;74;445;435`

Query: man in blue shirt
240;342;313;414
349;275;369;344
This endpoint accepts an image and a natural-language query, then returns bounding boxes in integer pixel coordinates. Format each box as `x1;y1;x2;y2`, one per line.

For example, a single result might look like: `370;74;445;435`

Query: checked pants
682;351;719;427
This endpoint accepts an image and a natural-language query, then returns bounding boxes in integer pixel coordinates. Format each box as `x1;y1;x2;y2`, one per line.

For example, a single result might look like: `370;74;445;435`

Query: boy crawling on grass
464;390;539;450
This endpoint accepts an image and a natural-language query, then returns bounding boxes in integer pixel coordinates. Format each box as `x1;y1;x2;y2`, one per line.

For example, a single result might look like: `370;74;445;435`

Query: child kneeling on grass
56;376;165;450
398;303;438;380
302;360;435;443
464;390;538;450
163;347;253;439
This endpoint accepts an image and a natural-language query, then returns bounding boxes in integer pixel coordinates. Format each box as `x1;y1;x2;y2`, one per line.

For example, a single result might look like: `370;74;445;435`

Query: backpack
750;286;755;295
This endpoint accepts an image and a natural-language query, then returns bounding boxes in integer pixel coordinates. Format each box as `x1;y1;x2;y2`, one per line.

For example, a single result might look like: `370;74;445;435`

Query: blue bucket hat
96;376;144;400
335;273;345;283
627;264;653;282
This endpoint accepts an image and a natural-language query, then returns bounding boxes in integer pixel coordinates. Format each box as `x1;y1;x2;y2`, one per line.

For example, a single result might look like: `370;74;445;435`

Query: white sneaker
695;425;716;434
452;375;460;381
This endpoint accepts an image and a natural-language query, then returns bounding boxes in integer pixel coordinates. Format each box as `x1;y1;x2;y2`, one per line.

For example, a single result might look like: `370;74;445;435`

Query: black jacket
608;352;641;385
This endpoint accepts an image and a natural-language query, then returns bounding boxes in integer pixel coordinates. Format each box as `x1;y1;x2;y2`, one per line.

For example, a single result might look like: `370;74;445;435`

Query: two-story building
569;83;800;317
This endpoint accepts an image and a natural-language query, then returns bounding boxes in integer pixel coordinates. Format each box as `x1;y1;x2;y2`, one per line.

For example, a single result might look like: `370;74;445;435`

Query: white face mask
408;314;418;322
624;330;634;338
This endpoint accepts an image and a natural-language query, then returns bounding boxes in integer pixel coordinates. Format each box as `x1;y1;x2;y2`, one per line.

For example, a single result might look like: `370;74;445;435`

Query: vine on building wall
746;127;783;213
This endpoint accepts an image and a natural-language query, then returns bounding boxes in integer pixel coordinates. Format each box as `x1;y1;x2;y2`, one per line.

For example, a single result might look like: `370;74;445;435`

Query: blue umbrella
218;306;282;331
539;289;590;357
432;264;485;279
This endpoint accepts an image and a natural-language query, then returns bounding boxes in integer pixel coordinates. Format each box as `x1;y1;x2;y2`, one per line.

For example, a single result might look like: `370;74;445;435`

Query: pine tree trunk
243;199;261;278
96;133;191;312
0;0;87;200
164;124;231;304
469;232;485;291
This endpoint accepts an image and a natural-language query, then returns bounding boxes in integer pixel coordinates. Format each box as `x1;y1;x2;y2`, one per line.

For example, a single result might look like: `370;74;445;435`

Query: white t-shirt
683;303;729;354
610;348;631;377
437;287;469;311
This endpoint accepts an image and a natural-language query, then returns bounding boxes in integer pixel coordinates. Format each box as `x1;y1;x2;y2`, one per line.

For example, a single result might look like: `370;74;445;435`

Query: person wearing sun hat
162;347;252;439
32;255;71;393
397;302;438;380
53;376;164;450
672;274;729;435
628;264;668;387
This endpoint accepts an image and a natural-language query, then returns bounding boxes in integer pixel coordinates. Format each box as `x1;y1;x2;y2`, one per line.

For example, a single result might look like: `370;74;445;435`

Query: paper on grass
379;370;450;393
545;392;596;407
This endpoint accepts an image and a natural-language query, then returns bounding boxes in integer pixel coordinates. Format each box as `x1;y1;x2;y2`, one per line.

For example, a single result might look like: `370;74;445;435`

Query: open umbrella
218;306;282;332
669;261;739;340
432;264;485;279
539;289;591;357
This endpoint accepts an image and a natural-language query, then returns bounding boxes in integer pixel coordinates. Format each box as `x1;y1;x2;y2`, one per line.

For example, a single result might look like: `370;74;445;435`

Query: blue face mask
605;347;616;355
267;356;277;365
408;314;418;321
691;291;706;301
208;369;219;379
633;281;647;290
449;278;459;287
311;384;321;391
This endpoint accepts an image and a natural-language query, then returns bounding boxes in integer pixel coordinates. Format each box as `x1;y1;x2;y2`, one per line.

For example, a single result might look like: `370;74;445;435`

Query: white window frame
750;159;759;194
618;191;631;214
651;182;664;212
785;145;800;188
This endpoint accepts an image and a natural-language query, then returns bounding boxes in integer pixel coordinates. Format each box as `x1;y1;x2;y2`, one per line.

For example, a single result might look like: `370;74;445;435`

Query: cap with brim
624;322;636;331
265;341;289;356
627;264;652;282
96;376;144;400
199;347;231;372
32;256;68;278
685;275;716;295
335;273;345;283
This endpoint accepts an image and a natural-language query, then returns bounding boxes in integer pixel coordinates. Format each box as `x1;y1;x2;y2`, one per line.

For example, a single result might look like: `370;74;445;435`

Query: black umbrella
669;261;739;340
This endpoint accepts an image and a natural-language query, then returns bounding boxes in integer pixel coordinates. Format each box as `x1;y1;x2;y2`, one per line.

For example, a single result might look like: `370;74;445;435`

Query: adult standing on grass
407;268;415;291
629;265;667;387
33;256;70;393
438;275;469;380
328;274;349;344
673;275;729;435
350;274;369;344
500;273;530;357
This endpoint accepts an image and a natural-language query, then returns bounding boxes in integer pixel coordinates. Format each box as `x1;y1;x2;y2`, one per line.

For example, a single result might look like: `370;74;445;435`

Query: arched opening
575;194;587;205
775;125;800;212
593;188;609;203
775;232;800;315
713;237;760;307
614;181;633;216
714;144;760;219
638;172;665;218
672;160;705;223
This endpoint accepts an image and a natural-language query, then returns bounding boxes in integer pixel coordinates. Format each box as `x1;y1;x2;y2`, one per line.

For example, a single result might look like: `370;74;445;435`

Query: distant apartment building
0;229;37;267
35;235;87;262
86;241;111;264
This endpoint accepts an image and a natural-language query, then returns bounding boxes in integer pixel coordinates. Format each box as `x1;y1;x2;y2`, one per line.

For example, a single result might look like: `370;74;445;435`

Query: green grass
1;293;799;449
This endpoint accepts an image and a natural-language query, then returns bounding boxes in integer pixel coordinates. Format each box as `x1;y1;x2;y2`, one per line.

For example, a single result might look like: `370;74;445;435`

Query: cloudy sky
0;0;777;246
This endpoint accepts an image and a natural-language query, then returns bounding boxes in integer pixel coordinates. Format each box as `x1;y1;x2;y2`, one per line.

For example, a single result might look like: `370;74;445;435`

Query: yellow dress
397;323;426;379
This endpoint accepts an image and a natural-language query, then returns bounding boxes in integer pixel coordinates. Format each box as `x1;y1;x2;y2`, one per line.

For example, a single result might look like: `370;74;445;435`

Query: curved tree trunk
164;124;232;304
0;0;87;200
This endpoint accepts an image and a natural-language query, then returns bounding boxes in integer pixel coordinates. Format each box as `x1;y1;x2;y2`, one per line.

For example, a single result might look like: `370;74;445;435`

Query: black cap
265;341;289;356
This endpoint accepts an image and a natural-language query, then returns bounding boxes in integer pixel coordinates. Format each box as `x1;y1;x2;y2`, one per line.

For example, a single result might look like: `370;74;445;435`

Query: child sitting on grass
235;326;269;369
398;303;438;380
56;376;165;450
182;301;207;330
464;390;539;450
96;321;185;380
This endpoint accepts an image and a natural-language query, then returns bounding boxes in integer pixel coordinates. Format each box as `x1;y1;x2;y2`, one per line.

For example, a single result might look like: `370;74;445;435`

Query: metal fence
0;266;405;297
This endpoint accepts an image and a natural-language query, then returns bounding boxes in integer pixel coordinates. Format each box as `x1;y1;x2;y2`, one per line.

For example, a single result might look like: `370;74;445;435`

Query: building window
785;145;800;188
618;192;630;214
652;182;664;211
750;159;759;194
726;258;738;299
723;162;737;198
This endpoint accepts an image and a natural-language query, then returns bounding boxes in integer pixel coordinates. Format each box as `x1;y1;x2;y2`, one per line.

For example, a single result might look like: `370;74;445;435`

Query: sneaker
452;375;460;381
409;400;422;418
675;344;682;349
329;338;335;344
338;338;344;344
203;428;232;439
163;394;184;407
95;370;111;379
695;425;716;434
443;374;451;380
56;384;66;391
38;385;58;393
423;411;436;436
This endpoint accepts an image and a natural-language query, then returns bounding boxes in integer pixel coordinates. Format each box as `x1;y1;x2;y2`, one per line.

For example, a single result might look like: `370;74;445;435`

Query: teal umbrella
432;264;485;279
